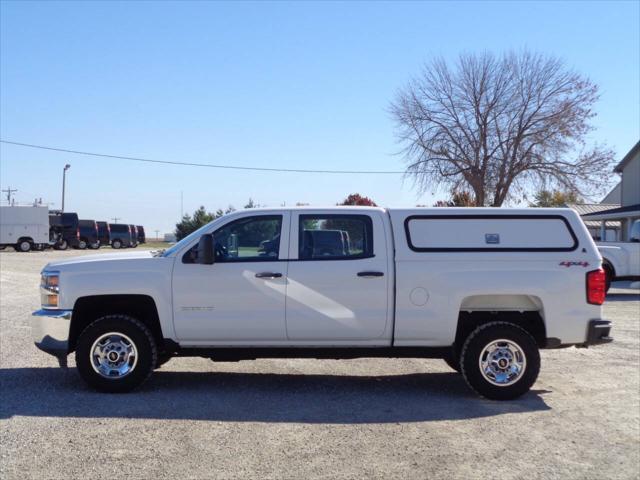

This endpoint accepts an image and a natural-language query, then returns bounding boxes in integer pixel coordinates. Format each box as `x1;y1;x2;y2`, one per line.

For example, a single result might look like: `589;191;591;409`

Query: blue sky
1;1;638;234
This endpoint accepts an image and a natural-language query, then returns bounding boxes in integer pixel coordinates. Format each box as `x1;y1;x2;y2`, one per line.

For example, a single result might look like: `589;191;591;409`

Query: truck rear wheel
460;321;540;400
75;315;157;393
16;239;32;252
603;264;613;293
112;239;122;249
78;239;88;250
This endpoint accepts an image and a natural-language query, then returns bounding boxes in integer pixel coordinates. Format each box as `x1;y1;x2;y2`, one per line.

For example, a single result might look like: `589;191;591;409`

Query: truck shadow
0;367;551;423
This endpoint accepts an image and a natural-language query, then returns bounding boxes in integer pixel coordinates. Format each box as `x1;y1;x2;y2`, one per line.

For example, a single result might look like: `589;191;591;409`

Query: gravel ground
1;249;639;479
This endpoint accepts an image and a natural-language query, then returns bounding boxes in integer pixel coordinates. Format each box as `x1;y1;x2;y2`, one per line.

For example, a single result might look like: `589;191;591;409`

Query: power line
0;139;406;175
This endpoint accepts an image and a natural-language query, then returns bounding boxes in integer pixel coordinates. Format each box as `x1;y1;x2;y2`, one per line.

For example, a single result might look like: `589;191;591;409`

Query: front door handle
255;272;283;279
357;271;384;278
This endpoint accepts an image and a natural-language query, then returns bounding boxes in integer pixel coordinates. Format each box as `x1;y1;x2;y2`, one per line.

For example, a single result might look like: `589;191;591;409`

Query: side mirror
197;234;214;265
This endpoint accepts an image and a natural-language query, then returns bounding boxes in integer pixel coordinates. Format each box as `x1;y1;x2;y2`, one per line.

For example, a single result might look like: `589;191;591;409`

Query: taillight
587;269;606;305
76;228;80;239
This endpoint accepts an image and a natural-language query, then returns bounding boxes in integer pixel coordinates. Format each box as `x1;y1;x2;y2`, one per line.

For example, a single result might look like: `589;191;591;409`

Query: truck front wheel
460;321;540;400
75;315;157;393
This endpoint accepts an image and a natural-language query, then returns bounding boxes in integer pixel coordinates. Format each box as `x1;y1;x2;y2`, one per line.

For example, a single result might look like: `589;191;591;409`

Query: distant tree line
175;194;379;240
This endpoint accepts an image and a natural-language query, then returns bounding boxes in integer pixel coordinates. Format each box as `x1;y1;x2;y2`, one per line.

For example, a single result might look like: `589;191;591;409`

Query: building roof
582;203;640;217
614;140;640;173
568;203;622;228
568;203;620;216
579;203;640;223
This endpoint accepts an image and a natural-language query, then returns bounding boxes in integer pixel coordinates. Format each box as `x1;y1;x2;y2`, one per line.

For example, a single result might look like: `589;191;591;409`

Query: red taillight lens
587;269;606;305
76;228;80;239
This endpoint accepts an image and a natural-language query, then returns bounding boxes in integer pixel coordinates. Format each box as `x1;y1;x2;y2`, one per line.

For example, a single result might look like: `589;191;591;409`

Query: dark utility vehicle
136;225;146;244
109;223;133;249
96;221;110;247
49;212;80;250
129;225;138;247
77;220;100;250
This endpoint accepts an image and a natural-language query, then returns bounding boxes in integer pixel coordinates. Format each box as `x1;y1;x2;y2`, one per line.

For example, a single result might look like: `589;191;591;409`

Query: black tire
603;265;613;293
75;315;157;393
112;239;122;249
78;239;88;250
16;239;32;252
460;321;540;400
89;242;100;250
56;239;69;250
443;353;461;373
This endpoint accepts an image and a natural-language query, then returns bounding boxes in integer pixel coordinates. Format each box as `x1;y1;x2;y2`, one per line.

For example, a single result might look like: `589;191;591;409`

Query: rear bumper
582;319;613;347
31;309;72;357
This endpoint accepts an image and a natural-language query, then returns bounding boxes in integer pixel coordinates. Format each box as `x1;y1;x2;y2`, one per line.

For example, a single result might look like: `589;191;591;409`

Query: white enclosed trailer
0;206;50;252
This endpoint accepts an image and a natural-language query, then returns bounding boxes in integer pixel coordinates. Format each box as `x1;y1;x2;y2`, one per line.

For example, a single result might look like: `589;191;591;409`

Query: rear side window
299;214;373;260
405;215;578;252
110;224;129;233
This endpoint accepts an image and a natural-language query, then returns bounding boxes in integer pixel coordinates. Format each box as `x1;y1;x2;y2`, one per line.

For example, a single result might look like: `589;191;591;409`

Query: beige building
615;141;640;206
581;141;640;241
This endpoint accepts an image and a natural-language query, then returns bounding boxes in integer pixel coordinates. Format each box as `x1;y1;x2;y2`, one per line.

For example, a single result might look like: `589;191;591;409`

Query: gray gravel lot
1;249;639;479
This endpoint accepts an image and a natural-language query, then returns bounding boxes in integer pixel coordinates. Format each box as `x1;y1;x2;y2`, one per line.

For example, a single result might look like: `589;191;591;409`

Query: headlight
40;271;60;308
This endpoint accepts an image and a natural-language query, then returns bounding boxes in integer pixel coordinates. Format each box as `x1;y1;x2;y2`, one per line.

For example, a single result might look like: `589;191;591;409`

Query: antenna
111;217;120;223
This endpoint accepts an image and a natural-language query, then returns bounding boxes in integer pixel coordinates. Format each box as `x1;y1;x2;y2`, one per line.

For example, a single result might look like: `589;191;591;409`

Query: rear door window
298;215;373;260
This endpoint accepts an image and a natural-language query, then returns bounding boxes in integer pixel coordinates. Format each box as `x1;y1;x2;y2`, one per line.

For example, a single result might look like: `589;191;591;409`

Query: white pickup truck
598;220;640;291
32;207;612;400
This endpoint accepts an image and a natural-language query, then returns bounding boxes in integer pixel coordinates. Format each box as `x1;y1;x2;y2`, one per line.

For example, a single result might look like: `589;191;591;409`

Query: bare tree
391;51;615;206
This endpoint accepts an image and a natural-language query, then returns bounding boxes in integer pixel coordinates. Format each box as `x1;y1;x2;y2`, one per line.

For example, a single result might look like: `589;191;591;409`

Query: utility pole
111;217;120;223
61;164;71;212
2;187;17;204
154;229;160;241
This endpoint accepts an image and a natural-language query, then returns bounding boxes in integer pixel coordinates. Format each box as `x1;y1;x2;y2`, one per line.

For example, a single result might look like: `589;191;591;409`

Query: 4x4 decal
559;261;590;268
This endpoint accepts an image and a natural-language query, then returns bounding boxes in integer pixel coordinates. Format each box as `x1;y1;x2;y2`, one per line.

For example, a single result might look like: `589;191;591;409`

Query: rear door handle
357;271;384;278
255;272;283;279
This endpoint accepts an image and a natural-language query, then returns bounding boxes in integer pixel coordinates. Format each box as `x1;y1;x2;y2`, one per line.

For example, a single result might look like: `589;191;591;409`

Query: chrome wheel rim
19;241;30;251
479;339;526;386
90;332;138;379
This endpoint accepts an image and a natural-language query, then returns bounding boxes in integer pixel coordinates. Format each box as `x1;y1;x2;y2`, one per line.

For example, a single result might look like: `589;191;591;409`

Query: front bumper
583;319;613;346
31;309;72;359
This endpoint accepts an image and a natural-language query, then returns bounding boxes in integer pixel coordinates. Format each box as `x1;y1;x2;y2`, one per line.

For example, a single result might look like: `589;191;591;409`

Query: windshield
160;222;214;257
